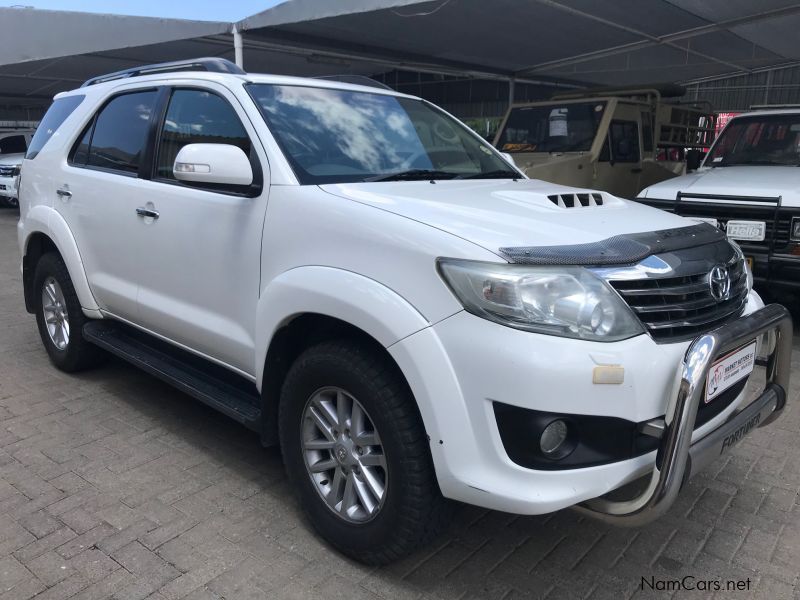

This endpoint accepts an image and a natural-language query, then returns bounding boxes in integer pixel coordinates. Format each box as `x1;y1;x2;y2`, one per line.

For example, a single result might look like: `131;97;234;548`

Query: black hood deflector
499;223;727;266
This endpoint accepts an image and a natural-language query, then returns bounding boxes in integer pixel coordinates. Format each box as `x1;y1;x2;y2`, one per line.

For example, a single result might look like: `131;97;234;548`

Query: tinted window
600;120;640;163
27;95;84;159
86;91;157;175
0;135;27;155
156;89;250;181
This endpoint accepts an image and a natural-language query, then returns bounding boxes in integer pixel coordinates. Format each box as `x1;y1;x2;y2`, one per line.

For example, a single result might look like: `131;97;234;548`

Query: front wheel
279;340;449;565
33;253;104;372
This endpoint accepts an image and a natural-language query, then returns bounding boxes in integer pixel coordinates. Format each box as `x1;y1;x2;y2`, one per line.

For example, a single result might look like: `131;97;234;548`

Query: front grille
610;258;748;342
0;166;16;177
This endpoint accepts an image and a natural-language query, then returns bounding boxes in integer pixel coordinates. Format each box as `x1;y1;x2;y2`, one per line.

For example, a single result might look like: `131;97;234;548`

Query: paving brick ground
1;206;799;599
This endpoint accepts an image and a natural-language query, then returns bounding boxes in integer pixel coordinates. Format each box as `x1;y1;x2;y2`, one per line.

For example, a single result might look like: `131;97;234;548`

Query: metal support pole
508;77;516;108
232;25;244;69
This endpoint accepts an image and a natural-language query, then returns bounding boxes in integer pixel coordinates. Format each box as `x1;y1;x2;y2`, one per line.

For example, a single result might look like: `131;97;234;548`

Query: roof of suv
56;68;415;102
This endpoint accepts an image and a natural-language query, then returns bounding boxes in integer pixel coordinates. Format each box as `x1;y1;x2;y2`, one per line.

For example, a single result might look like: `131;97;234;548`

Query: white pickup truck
16;59;793;565
638;109;800;297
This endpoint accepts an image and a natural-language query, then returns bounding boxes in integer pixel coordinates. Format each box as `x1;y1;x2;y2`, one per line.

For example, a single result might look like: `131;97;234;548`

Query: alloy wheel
301;386;388;523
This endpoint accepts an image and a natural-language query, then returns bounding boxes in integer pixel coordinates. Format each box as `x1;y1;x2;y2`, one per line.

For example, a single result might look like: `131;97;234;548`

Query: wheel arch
256;267;433;444
21;206;100;314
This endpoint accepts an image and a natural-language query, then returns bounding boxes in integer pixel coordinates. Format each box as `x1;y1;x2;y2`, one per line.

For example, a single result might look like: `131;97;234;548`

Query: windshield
246;84;517;184
705;114;800;167
495;101;607;153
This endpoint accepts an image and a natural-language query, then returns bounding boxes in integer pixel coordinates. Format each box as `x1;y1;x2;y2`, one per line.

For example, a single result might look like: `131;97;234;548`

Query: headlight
437;258;644;341
728;240;752;291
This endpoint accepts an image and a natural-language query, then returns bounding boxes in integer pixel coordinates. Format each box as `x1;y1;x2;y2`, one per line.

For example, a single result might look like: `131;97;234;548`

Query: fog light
540;420;569;455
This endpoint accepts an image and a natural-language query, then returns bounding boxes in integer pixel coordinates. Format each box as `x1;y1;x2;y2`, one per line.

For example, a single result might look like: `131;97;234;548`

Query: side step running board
83;321;262;430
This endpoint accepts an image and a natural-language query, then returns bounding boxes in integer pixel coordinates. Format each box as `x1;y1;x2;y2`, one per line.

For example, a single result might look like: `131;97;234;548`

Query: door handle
136;207;159;219
56;189;72;199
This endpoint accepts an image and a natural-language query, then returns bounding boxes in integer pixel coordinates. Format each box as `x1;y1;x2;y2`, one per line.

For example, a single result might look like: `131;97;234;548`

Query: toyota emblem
708;265;731;301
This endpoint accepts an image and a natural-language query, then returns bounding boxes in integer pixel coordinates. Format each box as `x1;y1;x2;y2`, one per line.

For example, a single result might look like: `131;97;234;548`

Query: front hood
0;152;24;166
320;179;691;254
641;165;800;200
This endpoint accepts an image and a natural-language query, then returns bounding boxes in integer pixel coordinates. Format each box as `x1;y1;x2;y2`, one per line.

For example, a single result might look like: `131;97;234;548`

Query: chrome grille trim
605;255;748;343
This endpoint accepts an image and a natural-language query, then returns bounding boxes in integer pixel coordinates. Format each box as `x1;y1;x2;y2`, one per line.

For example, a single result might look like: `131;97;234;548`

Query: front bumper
579;303;791;525
390;297;792;518
0;175;17;199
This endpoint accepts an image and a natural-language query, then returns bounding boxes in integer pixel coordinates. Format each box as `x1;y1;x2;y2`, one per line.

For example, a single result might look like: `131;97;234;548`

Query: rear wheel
279;339;449;565
33;253;104;372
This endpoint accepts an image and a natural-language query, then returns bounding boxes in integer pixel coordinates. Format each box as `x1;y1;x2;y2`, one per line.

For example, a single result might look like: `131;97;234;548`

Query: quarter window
155;89;251;182
71;90;157;175
26;94;84;159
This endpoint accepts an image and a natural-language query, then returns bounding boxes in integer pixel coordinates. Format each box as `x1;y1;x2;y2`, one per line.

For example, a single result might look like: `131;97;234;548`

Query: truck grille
0;165;16;177
610;258;748;342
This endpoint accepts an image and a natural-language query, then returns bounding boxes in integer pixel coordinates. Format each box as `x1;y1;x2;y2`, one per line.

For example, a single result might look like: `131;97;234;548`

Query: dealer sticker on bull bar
705;341;757;404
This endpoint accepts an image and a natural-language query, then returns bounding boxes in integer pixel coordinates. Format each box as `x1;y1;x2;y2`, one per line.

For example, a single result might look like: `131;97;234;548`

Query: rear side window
26;94;84;159
155;89;251;181
71;90;158;175
0;135;27;155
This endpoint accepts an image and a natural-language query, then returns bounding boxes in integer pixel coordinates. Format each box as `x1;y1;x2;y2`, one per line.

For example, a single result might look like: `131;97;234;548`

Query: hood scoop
548;192;604;208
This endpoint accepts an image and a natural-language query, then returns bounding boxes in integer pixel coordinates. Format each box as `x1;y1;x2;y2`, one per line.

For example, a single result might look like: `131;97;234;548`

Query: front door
133;84;269;375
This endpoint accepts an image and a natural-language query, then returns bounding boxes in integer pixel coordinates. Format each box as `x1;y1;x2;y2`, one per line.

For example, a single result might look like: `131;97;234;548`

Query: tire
0;196;18;209
33;252;104;372
279;339;450;565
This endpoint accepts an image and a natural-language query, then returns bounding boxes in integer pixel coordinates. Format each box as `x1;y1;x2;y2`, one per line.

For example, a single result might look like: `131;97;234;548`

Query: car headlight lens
728;240;753;291
437;258;644;341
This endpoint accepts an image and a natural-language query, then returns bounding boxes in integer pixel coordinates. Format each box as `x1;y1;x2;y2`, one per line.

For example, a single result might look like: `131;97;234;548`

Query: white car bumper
390;290;791;518
0;174;17;199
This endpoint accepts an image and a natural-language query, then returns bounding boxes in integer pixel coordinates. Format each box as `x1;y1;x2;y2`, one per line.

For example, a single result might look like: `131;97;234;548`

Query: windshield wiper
457;170;519;180
364;169;459;182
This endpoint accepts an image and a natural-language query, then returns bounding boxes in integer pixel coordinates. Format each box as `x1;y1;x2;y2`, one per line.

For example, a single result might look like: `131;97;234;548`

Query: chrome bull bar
580;303;793;526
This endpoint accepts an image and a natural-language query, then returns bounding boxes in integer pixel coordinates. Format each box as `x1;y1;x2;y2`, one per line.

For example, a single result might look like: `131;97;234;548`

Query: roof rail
81;57;245;88
313;75;393;91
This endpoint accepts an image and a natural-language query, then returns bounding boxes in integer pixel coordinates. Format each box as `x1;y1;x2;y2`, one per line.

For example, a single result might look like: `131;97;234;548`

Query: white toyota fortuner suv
16;59;793;565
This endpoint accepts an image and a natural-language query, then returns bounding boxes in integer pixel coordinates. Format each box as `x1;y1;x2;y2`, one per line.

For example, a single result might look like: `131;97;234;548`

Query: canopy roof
2;1;799;115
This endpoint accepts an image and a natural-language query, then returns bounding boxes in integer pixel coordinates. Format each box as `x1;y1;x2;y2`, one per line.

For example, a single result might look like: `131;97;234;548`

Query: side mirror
685;149;705;172
501;152;516;167
173;143;253;186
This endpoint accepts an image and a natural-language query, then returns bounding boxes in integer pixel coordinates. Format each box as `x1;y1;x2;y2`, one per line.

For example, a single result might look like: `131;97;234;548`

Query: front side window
247;84;516;184
706;115;800;167
600;120;640;163
155;89;251;181
72;90;157;175
496;101;606;154
26;94;84;160
0;135;27;155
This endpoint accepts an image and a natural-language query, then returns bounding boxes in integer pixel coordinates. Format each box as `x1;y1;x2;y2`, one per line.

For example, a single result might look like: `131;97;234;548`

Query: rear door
132;84;269;374
58;88;161;321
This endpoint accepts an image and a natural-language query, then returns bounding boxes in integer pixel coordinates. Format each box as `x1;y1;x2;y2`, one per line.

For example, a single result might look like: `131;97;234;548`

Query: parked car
637;109;800;297
494;85;715;199
16;59;792;565
0;129;33;207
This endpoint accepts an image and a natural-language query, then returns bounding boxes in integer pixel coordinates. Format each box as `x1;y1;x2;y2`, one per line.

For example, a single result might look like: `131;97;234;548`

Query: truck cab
494;86;715;199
